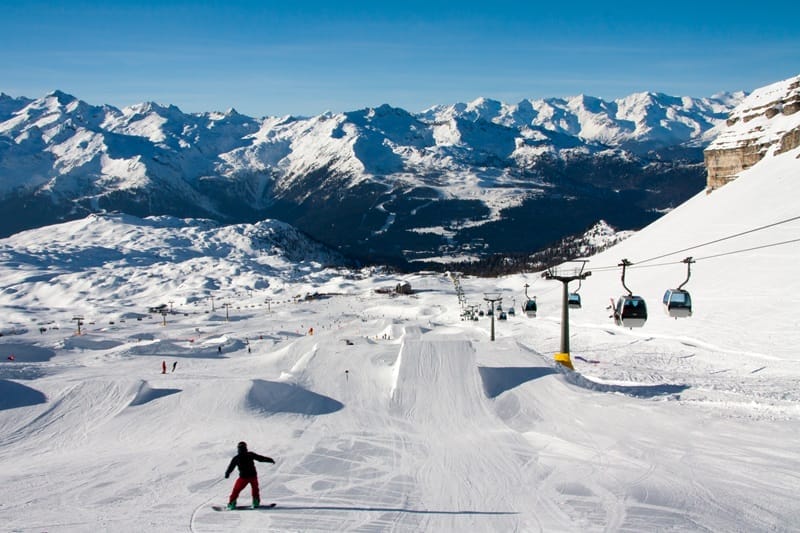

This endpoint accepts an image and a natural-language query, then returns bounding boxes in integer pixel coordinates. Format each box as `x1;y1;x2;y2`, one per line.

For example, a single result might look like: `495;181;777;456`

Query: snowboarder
224;441;275;509
161;360;166;374
172;361;177;372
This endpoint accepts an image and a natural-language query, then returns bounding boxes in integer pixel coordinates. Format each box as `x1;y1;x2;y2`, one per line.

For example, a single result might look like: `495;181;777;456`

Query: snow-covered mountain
0;213;349;320
0;88;745;264
705;75;800;190
420;91;738;148
1;76;799;532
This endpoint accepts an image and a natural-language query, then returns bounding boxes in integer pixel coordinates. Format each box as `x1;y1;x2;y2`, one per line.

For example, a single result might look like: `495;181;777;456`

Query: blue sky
1;0;798;117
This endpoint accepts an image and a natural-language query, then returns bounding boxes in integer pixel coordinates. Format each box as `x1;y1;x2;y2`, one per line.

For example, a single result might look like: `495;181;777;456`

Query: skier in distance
224;441;275;509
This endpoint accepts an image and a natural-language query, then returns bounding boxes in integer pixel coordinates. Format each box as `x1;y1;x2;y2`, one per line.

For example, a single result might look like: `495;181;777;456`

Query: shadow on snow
562;368;689;398
478;365;688;399
0;379;47;410
478;366;557;399
246;379;344;416
0;342;57;362
129;380;181;407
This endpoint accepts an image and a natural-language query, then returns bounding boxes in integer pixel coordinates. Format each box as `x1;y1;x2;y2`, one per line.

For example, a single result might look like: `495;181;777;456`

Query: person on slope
224;441;275;509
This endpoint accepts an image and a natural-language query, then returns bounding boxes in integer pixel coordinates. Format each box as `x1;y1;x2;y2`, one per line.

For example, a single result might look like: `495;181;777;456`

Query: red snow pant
229;476;260;503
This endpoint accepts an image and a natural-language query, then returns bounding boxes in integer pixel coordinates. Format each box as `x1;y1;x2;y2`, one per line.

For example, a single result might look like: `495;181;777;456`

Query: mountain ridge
0;87;744;265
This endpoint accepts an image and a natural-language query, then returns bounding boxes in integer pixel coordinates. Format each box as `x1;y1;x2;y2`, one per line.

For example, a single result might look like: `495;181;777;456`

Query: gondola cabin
568;293;582;309
498;311;508;321
663;289;692;318
507;307;515;316
614;295;647;328
523;298;537;317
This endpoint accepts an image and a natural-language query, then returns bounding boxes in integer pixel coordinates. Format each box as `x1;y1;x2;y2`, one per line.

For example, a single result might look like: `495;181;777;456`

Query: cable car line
693;237;800;262
585;214;800;272
588;235;800;273
537;217;800;330
635;214;800;266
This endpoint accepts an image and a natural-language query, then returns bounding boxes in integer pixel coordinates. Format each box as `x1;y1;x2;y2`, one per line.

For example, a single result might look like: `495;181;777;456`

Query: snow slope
1;124;800;530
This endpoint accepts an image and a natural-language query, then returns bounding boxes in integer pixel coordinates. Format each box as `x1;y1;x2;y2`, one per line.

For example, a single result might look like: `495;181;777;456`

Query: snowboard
212;503;276;511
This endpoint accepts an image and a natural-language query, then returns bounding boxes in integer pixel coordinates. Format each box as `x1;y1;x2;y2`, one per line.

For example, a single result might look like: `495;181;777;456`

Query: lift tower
543;262;591;369
483;292;502;341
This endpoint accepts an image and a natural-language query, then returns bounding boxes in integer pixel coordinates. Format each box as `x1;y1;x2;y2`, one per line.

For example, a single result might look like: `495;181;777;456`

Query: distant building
395;281;413;295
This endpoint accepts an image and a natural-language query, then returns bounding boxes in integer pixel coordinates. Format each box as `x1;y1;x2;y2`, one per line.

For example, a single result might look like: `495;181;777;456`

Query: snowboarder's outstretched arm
252;452;275;464
224;456;238;478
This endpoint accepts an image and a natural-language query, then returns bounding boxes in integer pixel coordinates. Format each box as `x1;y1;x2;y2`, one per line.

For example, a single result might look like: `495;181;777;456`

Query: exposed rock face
777;125;800;155
705;76;800;191
705;144;769;190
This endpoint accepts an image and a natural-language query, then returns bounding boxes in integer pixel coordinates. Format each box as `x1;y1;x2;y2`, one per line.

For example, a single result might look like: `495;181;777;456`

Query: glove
268;458;275;464
225;473;229;479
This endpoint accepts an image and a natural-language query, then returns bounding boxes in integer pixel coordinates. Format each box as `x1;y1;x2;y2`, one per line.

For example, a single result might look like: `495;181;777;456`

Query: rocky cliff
705;75;800;191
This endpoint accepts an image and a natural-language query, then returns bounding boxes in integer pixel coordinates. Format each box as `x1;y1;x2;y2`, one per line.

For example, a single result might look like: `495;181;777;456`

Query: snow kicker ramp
381;339;564;531
390;338;489;424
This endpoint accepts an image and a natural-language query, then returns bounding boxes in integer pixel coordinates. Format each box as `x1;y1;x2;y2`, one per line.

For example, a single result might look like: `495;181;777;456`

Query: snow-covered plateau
1;77;800;532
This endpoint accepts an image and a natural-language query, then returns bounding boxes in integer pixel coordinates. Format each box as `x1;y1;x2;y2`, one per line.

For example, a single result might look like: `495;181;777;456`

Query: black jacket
225;451;274;478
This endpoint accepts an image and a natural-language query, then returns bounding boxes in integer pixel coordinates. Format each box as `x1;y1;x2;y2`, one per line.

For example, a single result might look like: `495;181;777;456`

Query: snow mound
127;337;236;358
63;335;123;351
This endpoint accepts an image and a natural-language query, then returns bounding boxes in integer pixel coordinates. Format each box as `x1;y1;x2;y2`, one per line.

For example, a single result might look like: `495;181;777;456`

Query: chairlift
523;299;537;317
664;257;694;318
614;295;648;328
523;283;537;317
568;278;583;309
663;290;692;318
613;259;647;328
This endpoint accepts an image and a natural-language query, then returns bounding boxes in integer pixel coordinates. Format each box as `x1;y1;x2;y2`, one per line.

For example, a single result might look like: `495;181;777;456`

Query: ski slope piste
2;73;800;532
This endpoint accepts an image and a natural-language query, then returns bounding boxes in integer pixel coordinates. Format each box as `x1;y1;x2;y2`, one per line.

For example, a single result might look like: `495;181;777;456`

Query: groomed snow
1;160;800;529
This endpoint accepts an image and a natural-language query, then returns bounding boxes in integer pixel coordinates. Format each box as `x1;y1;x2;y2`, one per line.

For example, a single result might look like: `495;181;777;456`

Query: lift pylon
542;262;591;369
